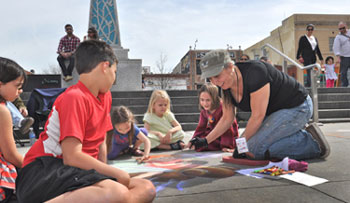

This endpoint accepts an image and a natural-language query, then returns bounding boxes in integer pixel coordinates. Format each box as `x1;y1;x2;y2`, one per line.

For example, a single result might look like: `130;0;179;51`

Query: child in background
324;56;338;88
15;40;155;203
0;57;25;201
107;106;151;163
143;90;186;150
189;83;239;152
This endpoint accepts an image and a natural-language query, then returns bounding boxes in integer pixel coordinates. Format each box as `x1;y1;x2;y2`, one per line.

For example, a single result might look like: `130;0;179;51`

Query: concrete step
112;96;198;106
136;122;198;132
127;104;199;114
239;117;350;128
319;109;350;118
319;101;350;109
134;113;200;125
318;93;350;101
111;90;198;98
316;87;350;94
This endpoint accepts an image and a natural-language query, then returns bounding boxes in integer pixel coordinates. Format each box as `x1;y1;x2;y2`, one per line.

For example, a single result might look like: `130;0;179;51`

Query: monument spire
89;0;122;47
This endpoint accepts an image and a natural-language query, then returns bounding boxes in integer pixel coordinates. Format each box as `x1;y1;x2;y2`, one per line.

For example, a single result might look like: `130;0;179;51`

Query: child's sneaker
306;123;330;159
19;117;34;134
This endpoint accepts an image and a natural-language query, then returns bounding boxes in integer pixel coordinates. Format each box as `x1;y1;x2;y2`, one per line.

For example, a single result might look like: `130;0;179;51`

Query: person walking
333;21;350;87
296;24;324;87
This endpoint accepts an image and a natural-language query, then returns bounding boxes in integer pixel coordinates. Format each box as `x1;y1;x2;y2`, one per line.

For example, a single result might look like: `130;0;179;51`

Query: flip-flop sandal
222;150;269;166
170;140;185;150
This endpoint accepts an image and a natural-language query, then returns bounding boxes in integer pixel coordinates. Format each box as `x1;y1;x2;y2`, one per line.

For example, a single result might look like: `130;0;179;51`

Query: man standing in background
333;21;350;87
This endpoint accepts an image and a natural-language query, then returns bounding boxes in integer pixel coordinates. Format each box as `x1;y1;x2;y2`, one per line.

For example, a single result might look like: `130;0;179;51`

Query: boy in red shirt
16;40;156;203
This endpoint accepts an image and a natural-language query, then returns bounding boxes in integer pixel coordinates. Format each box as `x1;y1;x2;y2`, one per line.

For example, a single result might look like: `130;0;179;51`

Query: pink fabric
288;159;308;172
326;79;335;88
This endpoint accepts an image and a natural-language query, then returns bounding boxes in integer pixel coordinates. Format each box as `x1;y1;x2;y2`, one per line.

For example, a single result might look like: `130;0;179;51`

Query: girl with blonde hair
143;90;185;150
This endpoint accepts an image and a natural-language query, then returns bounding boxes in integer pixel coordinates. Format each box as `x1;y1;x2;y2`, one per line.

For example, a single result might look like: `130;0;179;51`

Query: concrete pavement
16;123;350;203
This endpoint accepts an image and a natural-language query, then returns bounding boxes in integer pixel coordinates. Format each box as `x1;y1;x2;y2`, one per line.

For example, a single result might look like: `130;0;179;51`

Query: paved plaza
17;123;350;203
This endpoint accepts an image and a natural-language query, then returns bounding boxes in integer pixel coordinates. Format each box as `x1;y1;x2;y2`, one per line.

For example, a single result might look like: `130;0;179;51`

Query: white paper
236;137;249;154
280;172;328;187
236;157;289;179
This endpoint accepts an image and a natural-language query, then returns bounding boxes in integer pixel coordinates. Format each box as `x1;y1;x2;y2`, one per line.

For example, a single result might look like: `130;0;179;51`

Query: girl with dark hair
0;57;25;201
323;56;338;88
107;106;151;163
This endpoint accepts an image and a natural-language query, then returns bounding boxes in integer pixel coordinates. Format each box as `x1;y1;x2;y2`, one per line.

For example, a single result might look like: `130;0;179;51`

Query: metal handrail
261;43;320;123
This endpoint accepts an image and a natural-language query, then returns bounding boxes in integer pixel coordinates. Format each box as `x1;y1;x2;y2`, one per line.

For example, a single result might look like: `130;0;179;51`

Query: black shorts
16;156;116;203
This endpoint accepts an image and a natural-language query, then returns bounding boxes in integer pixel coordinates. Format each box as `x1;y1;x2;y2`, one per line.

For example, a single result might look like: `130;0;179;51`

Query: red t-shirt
23;81;113;167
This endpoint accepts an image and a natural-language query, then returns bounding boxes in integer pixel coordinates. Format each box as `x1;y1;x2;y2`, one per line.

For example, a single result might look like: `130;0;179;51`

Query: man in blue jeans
333;21;350;87
57;24;80;82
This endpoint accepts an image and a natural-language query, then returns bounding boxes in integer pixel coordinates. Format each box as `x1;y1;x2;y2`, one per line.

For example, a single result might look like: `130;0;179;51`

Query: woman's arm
243;83;270;141
0;106;23;168
296;36;304;60
61;137;130;187
205;101;236;144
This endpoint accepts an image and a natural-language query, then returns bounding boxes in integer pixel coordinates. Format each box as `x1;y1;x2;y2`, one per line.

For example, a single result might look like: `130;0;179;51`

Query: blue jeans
247;95;320;160
340;56;350;87
6;101;24;128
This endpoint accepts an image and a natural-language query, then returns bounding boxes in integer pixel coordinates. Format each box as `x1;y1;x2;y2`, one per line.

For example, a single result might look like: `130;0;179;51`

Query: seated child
15;40;156;203
0;57;25;201
189;83;239;152
143;90;186;150
107;106;151;163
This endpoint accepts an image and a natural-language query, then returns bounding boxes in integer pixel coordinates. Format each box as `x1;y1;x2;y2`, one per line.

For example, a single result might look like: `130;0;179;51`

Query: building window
229;52;235;58
196;60;202;75
329;37;335;52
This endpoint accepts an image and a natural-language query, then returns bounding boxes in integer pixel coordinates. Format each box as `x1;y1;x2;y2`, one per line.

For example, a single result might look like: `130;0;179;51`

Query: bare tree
42;64;61;74
155;52;172;89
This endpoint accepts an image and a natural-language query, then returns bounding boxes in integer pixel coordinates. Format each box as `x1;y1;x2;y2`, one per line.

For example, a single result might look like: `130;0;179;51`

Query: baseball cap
200;49;233;80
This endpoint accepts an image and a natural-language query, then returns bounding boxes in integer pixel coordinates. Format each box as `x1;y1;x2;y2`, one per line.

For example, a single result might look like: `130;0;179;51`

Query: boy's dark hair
74;40;118;74
110;106;135;147
65;24;72;29
0;57;27;102
325;56;334;64
198;83;221;111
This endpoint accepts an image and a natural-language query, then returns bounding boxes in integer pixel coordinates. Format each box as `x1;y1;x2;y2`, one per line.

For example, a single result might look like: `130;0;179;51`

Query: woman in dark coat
296;24;324;87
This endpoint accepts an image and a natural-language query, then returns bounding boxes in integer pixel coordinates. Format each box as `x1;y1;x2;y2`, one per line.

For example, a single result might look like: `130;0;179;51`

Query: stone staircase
21;87;350;131
111;90;199;131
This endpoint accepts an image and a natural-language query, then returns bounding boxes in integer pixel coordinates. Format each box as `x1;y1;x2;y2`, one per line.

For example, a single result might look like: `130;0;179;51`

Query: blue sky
1;0;350;73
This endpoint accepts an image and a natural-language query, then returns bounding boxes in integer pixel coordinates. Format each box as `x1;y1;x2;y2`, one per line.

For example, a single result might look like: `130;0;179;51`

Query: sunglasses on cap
307;28;313;31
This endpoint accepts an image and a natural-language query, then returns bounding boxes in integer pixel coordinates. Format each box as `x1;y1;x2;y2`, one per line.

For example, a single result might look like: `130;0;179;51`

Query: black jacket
296;35;323;65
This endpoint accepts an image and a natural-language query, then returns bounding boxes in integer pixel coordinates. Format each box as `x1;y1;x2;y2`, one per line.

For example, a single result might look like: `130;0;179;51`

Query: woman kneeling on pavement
189;49;330;160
